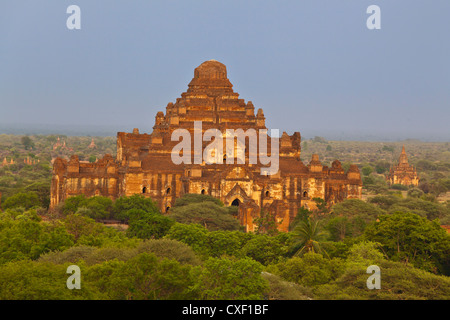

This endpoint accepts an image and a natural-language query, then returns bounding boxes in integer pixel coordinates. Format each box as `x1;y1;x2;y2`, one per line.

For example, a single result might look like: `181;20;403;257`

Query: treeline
0;193;449;300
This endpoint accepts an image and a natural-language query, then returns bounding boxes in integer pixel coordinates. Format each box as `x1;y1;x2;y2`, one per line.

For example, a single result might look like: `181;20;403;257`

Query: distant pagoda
386;145;419;187
88;138;97;149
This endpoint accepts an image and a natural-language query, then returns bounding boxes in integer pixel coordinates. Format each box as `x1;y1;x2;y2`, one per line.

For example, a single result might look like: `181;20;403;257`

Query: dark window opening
166;206;170;213
201;189;205;195
303;191;308;198
142;187;147;194
231;199;240;206
166;187;171;194
265;191;269;197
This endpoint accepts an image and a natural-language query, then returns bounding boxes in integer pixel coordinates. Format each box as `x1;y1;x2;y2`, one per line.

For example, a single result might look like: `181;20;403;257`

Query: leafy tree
364;212;450;275
407;188;424;198
361;166;373;176
2;192;41;210
415;160;438;171
39;245;98;265
0;260;92;299
38;245;136;266
24;181;51;209
363;174;389;193
165;223;209;255
375;160;390;174
206;230;247;258
332;199;385;218
261;272;312;300
391;184;408;191
289;206;312;230
193;257;268;300
62;195;114;220
21;136;35;150
291;217;328;257
382;145;395;153
325;216;352;241
314;260;450;300
266;253;345;287
85;196;113;220
329;199;385;237
345;241;386;266
61;195;88;215
369;195;449;221
127;212;174;239
1;206;40;220
85;253;197;300
62;214;104;242
169;201;241;231
172;193;224;207
320;240;354;260
113;195;160;222
137;239;201;266
241;234;285;265
0;217;74;264
369;195;401;210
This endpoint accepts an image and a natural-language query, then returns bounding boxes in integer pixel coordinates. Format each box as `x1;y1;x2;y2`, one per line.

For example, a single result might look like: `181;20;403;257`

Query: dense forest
0;134;449;300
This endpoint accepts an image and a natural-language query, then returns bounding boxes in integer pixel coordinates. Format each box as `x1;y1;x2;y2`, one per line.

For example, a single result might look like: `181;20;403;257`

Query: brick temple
386;145;419;187
50;60;362;232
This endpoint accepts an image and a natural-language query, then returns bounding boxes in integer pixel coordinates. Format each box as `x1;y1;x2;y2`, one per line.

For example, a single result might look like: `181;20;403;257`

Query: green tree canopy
364;212;450;275
291;217;328;257
193;257;268;300
361;166;373;176
2;192;41;211
126;210;175;240
84;253;197;300
169;201;241;231
165;223;209;255
0;217;74;265
328;199;386;238
172;193;224;207
21;136;35;150
266;253;346;287
113;195;160;221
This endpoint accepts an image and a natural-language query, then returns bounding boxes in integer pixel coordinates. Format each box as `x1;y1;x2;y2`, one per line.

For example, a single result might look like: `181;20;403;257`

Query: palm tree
291;216;328;257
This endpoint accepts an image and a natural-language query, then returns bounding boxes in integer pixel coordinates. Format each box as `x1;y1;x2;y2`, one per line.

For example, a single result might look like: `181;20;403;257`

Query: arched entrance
231;198;240;206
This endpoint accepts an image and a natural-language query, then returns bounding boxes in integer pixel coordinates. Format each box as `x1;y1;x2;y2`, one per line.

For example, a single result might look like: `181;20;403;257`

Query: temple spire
399;145;408;165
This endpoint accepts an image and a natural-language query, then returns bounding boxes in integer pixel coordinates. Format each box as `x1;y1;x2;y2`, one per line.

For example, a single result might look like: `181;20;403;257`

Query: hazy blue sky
0;0;449;141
